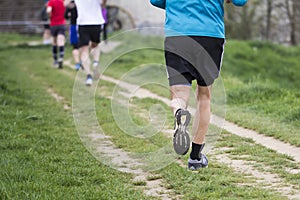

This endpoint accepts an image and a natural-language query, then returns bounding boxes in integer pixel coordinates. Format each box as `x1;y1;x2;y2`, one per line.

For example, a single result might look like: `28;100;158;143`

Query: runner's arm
150;0;166;9
46;3;52;17
64;8;70;19
64;0;72;6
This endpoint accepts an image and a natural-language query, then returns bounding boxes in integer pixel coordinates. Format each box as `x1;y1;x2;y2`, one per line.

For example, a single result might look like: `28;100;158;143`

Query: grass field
0;33;299;199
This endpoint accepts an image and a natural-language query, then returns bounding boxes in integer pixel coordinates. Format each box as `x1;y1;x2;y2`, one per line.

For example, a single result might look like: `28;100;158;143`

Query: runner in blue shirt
150;0;248;170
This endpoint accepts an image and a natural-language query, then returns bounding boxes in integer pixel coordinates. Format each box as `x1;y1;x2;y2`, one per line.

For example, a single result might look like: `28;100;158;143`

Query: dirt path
100;74;300;163
57;59;180;199
212;149;300;200
47;85;178;200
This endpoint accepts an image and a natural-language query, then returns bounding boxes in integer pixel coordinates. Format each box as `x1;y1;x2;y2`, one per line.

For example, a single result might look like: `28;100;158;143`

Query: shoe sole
173;110;191;155
173;129;190;155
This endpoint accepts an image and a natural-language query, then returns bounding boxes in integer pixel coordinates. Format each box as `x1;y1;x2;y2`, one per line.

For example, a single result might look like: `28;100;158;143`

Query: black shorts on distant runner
165;36;225;86
44;24;50;29
78;25;102;47
50;25;66;37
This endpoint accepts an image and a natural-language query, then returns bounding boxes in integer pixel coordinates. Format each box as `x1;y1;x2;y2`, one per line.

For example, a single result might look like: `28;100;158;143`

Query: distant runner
47;0;71;68
74;0;106;86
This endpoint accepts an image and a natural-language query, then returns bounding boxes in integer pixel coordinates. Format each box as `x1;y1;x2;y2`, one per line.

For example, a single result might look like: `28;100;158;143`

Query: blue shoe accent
53;60;58;68
75;63;81;71
188;154;208;170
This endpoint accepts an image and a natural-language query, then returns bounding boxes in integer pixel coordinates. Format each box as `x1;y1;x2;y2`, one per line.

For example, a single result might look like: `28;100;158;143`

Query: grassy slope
222;41;300;146
0;45;149;199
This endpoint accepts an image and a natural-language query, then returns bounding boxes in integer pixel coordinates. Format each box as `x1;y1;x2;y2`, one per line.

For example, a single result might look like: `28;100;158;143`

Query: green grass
0;44;150;199
1;32;299;199
222;41;300;146
158;163;285;200
223;40;300;90
0;33;41;50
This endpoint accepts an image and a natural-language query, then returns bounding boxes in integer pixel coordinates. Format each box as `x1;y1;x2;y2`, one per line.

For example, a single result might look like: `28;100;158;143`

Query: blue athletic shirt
150;0;247;38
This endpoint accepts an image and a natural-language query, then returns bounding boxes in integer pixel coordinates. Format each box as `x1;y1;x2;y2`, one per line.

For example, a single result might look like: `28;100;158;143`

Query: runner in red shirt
48;0;65;26
47;0;70;68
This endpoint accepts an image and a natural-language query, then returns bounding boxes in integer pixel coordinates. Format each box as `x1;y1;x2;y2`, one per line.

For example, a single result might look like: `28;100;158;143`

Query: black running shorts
78;25;102;47
50;25;66;37
165;36;225;86
44;24;50;29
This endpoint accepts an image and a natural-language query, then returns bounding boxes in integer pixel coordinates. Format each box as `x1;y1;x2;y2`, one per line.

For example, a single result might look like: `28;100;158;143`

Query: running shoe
86;74;93;86
58;58;63;69
173;109;191;155
188;153;208;170
53;60;58;68
75;63;81;71
93;61;99;67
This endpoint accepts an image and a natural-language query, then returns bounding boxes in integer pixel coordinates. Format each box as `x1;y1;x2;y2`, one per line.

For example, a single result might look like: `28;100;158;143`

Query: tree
265;0;273;40
225;0;260;40
285;0;297;45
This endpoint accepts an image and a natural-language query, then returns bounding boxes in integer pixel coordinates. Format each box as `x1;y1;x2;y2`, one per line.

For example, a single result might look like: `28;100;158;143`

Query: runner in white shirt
74;0;106;86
